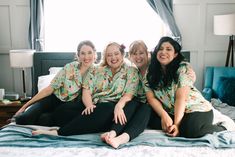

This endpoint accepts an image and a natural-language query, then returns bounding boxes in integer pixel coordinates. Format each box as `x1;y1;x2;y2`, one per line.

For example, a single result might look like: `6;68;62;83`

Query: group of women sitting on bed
13;36;234;149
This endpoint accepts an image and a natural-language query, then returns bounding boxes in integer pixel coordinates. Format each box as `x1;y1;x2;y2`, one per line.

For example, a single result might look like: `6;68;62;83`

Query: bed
1;51;235;157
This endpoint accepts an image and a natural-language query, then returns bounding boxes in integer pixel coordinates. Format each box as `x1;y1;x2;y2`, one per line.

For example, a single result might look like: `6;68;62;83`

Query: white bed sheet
0;145;235;157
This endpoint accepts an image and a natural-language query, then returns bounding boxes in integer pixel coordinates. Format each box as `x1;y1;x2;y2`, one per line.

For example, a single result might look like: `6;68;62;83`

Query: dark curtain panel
29;0;45;51
147;0;181;43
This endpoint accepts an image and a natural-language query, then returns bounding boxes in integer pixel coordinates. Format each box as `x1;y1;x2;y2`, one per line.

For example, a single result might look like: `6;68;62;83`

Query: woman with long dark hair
146;36;226;138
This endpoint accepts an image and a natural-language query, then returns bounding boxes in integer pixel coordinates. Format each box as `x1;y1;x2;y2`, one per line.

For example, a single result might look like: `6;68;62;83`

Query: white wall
0;0;234;95
174;0;235;90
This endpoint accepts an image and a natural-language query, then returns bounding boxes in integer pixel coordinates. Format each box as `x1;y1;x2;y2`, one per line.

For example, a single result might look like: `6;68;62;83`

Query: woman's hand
166;124;180;137
14;85;54;117
82;88;96;115
114;105;127;125
161;114;173;132
81;104;96;115
113;94;132;125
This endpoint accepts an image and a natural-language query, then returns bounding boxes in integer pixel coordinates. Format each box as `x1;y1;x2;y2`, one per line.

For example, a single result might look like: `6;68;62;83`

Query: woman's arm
113;66;139;125
167;86;190;137
15;85;54;116
174;86;190;127
114;93;133;125
146;90;173;132
81;88;96;115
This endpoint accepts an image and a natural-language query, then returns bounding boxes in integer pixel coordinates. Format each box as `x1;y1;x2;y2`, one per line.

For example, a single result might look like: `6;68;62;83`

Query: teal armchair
202;66;235;101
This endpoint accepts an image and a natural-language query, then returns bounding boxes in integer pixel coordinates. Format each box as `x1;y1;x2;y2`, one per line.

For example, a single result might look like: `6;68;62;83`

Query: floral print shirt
50;61;87;102
83;62;139;104
145;62;212;115
136;71;148;103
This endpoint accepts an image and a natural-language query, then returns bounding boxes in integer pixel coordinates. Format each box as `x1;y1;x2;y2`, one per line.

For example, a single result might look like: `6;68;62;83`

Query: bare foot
105;133;130;149
105;137;119;149
100;130;116;142
32;129;58;136
100;132;109;141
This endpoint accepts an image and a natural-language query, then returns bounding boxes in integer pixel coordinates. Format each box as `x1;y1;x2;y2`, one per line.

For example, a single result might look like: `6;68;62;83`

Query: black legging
57;100;138;136
15;94;69;126
148;109;226;138
110;101;151;140
51;100;84;127
179;110;225;138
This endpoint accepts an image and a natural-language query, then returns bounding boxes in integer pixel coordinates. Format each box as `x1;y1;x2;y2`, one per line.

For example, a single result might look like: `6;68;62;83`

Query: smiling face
156;42;178;67
105;44;124;72
129;46;148;69
78;45;96;67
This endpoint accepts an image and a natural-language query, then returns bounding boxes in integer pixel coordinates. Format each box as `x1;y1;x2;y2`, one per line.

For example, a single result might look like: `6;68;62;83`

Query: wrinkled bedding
0;124;235;157
212;98;235;121
1;98;235;157
1;124;235;148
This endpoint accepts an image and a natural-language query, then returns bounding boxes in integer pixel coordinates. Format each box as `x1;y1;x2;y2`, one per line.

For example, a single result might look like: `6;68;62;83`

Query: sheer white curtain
44;0;165;52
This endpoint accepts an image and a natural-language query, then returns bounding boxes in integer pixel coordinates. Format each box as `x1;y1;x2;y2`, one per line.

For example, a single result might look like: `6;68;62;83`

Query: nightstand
0;101;23;127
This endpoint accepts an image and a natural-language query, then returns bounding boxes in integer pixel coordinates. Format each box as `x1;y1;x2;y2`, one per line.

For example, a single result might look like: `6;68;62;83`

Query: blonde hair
129;40;148;56
129;40;151;62
100;42;125;66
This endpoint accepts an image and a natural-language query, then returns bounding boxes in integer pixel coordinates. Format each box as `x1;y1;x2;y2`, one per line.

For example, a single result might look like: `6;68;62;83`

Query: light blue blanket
0;125;235;149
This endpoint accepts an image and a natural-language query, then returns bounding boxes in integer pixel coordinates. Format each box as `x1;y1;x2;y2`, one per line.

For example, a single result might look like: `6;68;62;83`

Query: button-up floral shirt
50;61;87;102
145;62;212;115
83;62;139;104
136;71;148;104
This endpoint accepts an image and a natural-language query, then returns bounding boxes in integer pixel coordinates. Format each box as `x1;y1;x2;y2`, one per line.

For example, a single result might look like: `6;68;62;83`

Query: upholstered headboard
32;51;190;95
32;52;75;95
181;50;190;62
32;52;102;95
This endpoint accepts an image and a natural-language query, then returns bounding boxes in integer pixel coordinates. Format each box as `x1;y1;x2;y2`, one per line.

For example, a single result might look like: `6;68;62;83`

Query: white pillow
37;74;56;92
49;67;63;75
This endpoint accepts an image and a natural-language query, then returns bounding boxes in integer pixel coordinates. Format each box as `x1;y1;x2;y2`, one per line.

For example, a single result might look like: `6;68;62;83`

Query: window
44;0;165;52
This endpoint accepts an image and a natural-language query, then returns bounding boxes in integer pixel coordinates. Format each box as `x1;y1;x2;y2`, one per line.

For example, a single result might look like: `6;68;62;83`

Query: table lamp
9;49;35;102
214;13;235;67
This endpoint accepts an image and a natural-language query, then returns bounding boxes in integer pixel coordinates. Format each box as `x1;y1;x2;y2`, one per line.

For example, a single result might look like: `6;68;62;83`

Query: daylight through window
44;0;165;52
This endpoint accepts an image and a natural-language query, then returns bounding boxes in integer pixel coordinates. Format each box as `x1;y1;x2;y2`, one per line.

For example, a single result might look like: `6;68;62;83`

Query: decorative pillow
217;77;235;106
38;74;56;92
49;67;63;75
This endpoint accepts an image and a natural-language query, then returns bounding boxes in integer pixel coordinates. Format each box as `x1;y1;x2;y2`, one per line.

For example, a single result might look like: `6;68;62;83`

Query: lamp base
20;96;31;102
225;35;234;67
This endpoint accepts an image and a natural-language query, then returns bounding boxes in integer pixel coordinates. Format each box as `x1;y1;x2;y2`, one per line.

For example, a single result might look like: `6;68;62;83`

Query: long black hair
147;36;185;90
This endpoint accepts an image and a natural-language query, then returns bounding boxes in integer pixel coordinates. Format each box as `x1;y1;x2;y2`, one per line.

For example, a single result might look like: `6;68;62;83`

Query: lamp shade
9;49;35;68
214;13;235;35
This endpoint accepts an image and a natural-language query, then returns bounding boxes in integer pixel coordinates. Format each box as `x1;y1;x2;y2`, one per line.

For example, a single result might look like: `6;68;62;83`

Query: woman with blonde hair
101;40;152;148
32;42;140;136
102;40;197;148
